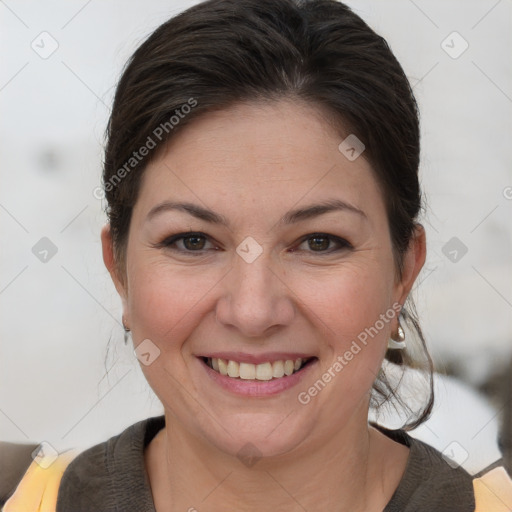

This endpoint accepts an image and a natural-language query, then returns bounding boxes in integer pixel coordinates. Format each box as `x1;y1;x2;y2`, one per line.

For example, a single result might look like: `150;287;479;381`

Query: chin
198;411;314;463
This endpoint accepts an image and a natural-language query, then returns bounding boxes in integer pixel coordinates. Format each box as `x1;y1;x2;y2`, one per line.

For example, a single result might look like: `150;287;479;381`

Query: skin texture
101;100;426;511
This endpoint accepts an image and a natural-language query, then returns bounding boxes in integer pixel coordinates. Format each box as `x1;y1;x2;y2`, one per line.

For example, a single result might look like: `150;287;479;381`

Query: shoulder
56;415;164;511
401;432;512;511
398;431;475;510
1;415;165;512
1;442;81;512
0;441;40;506
472;465;512;511
374;423;512;512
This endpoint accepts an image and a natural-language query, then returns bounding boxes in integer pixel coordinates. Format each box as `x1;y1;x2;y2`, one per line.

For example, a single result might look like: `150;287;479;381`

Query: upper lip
197;352;316;365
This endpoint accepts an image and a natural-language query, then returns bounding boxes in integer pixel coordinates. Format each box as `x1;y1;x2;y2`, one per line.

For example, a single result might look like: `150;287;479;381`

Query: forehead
133;100;386;225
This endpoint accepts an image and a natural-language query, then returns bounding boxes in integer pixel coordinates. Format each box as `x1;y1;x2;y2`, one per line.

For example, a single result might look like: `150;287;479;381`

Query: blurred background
1;0;511;474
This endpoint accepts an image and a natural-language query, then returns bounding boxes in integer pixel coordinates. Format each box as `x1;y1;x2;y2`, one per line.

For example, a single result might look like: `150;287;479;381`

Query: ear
393;223;427;308
101;224;129;313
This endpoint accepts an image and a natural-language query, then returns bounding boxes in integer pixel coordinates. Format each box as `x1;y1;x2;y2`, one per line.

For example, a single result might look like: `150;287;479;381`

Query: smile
203;357;315;381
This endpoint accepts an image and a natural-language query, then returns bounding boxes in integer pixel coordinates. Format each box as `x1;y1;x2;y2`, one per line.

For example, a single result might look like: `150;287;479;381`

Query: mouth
200;356;317;381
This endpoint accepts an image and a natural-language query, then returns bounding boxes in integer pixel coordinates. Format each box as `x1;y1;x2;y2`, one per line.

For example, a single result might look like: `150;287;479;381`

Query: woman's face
102;100;425;458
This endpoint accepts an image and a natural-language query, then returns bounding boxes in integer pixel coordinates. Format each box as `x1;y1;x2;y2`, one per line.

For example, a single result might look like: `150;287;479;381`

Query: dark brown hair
103;0;434;429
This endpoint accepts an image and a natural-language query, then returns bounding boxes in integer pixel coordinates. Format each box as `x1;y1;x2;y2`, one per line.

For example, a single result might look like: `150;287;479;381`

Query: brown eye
293;233;352;254
182;235;206;250
158;232;216;253
308;236;330;251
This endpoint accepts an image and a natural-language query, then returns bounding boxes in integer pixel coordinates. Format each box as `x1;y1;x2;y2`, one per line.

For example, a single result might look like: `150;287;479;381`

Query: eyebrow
145;198;367;227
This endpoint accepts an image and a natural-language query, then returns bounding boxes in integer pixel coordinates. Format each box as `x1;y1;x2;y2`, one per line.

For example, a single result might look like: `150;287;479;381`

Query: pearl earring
387;318;406;350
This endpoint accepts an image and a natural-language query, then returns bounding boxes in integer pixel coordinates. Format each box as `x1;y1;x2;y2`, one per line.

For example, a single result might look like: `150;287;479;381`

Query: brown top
41;414;484;511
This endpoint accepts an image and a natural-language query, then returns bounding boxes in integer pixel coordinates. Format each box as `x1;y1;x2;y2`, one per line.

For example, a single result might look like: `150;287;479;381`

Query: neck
146;403;403;512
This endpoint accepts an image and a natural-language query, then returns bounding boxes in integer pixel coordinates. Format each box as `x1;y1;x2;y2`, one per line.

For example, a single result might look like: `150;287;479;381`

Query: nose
215;252;295;338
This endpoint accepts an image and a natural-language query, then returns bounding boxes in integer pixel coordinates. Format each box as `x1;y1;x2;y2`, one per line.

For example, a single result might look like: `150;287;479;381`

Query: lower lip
197;357;317;397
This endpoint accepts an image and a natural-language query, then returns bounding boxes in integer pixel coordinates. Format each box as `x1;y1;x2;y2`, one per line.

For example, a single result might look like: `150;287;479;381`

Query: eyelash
157;231;353;255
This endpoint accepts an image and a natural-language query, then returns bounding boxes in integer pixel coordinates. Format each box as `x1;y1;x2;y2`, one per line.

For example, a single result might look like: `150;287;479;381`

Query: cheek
291;262;395;396
297;270;394;415
124;258;225;413
125;256;222;348
294;261;394;342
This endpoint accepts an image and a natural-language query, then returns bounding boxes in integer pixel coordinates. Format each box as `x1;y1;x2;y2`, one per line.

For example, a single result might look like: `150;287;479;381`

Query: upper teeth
208;357;305;380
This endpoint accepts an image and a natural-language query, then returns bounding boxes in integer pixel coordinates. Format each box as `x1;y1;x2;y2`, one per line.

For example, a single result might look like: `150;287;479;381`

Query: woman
2;0;511;510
